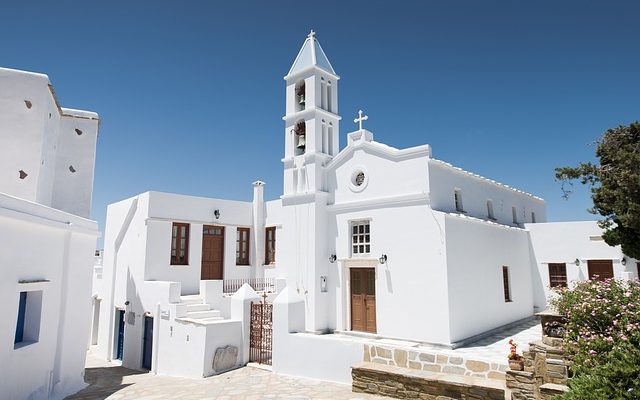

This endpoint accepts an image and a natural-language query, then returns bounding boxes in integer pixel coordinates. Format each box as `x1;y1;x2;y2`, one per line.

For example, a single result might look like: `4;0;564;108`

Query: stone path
444;318;541;363
66;353;385;400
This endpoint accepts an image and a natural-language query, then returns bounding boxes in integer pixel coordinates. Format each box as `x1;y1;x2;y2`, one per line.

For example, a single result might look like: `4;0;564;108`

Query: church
92;32;638;383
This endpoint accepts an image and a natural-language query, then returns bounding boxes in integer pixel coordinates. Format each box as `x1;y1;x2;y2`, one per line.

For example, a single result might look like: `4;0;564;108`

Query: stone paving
443;317;542;363
66;353;385;400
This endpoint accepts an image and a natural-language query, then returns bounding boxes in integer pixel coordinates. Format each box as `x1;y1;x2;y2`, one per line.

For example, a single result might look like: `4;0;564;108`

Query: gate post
230;284;261;364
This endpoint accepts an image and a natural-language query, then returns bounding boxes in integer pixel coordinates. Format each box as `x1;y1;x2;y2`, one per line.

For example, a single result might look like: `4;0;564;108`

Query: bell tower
283;30;340;196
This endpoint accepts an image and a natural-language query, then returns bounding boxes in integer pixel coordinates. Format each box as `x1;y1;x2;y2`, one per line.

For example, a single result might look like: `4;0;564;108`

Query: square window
351;221;371;256
15;290;43;348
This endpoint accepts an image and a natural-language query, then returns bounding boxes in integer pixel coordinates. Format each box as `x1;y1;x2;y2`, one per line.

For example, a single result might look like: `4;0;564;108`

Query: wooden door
587;260;614;281
350;268;376;333
202;225;224;280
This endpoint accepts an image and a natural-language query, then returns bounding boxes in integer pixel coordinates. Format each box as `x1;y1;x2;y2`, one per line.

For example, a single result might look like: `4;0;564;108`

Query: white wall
526;221;639;310
444;213;534;343
0;67;99;218
0;193;98;400
429;159;546;226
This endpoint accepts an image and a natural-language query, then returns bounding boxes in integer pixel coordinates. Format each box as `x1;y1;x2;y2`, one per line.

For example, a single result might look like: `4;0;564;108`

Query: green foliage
555;121;640;259
551;279;640;399
556;342;640;400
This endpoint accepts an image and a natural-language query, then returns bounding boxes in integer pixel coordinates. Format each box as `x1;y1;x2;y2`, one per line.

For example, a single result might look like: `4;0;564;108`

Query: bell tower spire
282;31;341;196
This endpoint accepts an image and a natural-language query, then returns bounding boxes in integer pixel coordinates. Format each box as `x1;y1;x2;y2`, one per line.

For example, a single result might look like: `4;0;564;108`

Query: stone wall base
352;362;505;400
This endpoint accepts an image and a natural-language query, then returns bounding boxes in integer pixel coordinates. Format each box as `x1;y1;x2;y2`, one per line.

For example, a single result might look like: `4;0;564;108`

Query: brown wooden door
587;259;614;281
350;268;376;333
202;226;224;280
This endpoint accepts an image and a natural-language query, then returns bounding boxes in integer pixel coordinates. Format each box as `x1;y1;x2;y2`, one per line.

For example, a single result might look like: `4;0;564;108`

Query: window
487;200;495;220
171;222;189;265
531;211;536;223
327;81;333;112
236;227;250;265
502;266;512;302
548;263;567;288
15;290;43;348
454;189;464;212
512;206;518;224
265;227;276;264
352;221;371;256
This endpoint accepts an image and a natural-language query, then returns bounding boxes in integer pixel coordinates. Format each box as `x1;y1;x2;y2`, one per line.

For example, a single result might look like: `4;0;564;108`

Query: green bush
551;278;640;399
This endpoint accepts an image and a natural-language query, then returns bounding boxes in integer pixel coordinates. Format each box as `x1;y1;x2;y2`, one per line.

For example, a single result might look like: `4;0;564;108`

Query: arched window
295;80;306;112
294;120;306;155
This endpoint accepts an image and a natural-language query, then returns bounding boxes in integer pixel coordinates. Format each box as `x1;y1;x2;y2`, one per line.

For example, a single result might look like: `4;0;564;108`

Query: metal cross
308;29;315;39
354;110;368;131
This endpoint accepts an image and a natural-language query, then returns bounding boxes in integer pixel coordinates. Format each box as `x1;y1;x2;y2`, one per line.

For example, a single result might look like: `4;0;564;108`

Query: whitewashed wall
0;68;99;218
429;159;546;226
0;193;98;400
444;213;535;343
526;221;639;310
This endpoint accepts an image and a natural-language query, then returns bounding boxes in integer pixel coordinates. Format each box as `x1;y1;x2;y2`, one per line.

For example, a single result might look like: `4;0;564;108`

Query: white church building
0;67;100;399
92;32;638;383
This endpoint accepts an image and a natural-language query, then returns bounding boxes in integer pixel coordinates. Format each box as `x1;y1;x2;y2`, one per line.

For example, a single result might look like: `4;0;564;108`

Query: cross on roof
308;29;316;39
354;110;369;131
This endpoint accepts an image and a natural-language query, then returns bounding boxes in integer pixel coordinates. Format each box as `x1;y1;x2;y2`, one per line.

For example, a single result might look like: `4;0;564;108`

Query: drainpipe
152;302;160;374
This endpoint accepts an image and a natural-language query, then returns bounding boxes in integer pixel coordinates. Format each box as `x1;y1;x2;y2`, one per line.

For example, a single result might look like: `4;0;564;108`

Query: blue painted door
116;310;125;360
142;316;153;370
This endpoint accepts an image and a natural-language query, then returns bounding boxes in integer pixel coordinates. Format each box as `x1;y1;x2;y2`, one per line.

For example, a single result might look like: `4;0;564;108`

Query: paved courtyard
66;353;385;400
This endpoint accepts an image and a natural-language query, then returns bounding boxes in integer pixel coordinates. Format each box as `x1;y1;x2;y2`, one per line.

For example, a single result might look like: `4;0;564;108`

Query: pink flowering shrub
551;278;640;399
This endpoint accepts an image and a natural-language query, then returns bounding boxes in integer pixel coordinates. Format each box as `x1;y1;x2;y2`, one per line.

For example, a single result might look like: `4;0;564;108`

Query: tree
555;121;640;259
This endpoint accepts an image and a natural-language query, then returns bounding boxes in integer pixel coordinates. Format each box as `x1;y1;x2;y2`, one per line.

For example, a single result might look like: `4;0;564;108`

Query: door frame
201;225;225;280
345;264;377;333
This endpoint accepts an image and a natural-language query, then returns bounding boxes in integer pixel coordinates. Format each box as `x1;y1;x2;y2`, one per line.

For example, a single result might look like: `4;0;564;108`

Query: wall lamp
214;209;220;220
621;257;627;266
574;258;580;266
379;254;388;264
329;254;337;263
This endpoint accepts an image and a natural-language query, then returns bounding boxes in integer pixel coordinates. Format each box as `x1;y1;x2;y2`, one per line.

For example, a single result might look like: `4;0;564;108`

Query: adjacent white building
93;32;638;383
0;67;100;400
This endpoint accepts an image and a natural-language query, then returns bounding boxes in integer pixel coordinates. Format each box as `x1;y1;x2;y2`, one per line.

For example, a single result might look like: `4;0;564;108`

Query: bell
296;134;306;149
299;94;305;105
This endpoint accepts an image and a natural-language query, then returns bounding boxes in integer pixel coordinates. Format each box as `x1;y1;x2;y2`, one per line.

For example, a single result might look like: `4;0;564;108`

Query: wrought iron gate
249;298;273;365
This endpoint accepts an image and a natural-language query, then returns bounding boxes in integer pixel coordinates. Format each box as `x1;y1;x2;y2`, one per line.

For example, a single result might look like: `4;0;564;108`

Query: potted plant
508;339;524;371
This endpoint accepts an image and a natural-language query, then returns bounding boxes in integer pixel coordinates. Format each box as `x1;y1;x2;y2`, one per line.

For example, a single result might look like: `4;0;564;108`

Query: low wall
366;344;507;381
352;362;505;400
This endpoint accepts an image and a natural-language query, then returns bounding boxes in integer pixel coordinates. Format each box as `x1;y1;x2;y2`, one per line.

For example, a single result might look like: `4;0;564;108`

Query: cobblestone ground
65;353;385;400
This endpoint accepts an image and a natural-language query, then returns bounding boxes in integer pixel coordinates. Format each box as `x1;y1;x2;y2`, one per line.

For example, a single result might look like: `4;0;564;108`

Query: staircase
175;294;225;324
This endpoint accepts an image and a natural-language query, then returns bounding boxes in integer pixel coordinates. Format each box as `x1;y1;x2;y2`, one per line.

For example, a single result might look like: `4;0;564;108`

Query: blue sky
1;1;639;243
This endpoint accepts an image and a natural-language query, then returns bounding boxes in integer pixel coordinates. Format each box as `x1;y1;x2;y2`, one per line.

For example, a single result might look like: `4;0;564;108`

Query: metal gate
249;298;273;365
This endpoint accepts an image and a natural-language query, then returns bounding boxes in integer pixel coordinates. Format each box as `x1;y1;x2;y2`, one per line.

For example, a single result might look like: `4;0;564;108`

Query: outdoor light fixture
621;257;627;266
329;254;337;263
379;254;388;264
574;258;580;266
214;209;220;219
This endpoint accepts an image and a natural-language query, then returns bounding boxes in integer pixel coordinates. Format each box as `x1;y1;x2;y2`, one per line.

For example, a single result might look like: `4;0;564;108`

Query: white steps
179;295;204;305
186;303;211;312
176;294;225;325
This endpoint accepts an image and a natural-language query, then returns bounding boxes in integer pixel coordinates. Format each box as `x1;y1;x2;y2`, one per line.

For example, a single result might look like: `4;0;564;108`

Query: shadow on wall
528;240;547;311
64;366;145;400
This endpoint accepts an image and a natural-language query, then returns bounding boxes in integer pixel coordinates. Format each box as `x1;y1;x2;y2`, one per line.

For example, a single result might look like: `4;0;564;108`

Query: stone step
180;295;204;305
186;303;211;312
185;309;221;319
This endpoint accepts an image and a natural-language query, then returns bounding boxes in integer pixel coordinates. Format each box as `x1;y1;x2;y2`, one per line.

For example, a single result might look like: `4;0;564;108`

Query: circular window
349;167;369;192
